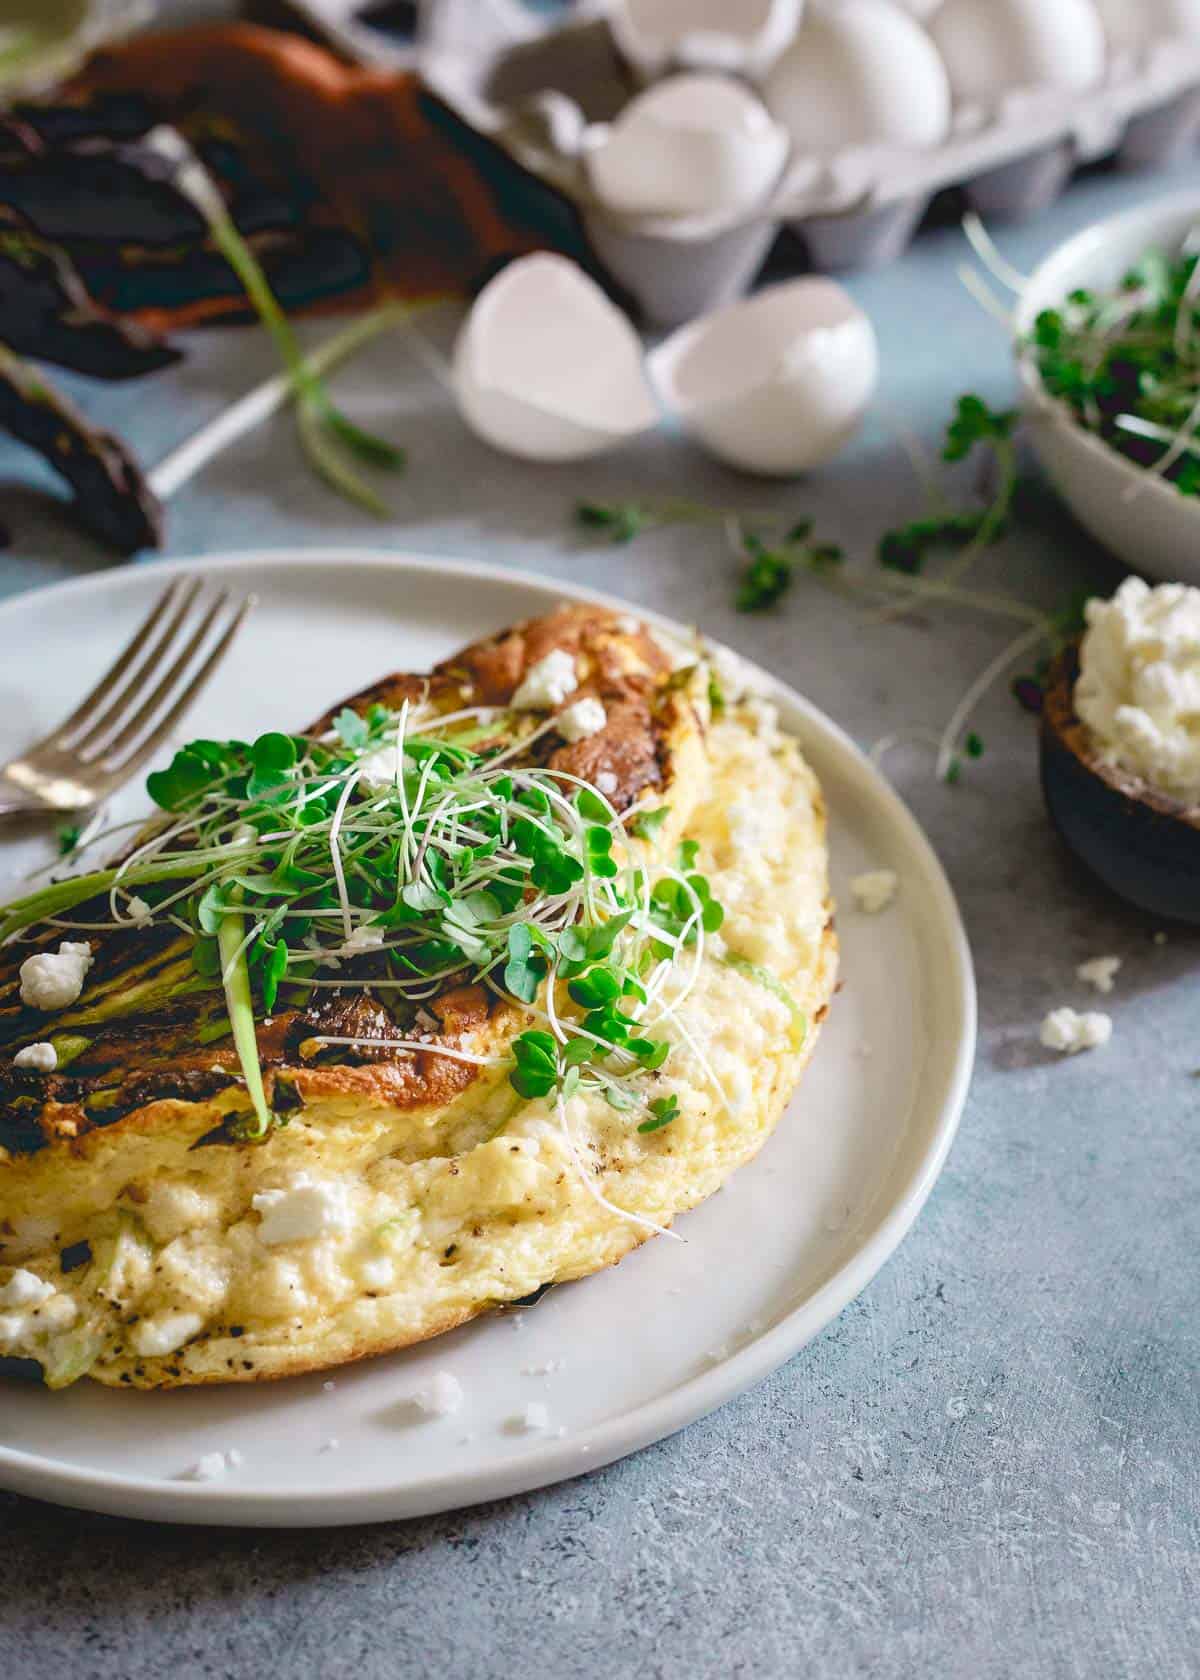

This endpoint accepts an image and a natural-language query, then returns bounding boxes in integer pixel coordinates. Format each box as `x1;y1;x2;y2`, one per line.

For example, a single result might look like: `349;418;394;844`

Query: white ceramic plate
0;551;975;1527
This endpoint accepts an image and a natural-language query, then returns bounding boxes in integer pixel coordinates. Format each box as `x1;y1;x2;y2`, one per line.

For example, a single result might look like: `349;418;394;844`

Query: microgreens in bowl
1028;242;1200;496
0;698;726;1150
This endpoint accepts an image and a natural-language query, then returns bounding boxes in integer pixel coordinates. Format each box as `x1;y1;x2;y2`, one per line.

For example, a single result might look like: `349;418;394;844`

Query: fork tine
49;578;198;746
100;596;254;779
68;577;206;756
87;590;232;764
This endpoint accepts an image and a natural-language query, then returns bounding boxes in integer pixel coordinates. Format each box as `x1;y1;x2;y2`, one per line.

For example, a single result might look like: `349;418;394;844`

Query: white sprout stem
957;263;1015;332
961;211;1030;295
1114;413;1200;455
309;1036;504;1067
327;767;363;943
555;1093;683;1244
868;728;943;769
935;622;1049;783
483;715;560;770
1125;386;1200;497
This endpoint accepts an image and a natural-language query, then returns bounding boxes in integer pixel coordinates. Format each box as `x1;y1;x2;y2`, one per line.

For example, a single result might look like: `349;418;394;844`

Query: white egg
608;0;803;80
762;0;952;155
649;278;879;476
585;74;790;220
1093;0;1200;53
930;0;1107;106
452;255;659;464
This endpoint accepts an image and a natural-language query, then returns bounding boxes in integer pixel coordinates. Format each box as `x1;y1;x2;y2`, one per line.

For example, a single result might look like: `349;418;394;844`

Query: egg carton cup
285;0;1200;326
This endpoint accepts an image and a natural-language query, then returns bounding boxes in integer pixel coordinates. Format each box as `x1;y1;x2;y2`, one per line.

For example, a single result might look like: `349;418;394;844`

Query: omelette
0;605;837;1390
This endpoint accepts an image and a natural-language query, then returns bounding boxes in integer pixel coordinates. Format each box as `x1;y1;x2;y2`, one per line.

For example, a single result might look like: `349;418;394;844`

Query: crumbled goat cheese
13;1041;57;1072
518;1401;550;1432
555;696;607;743
253;1175;352;1246
413;1370;464;1416
1040;1008;1113;1055
595;770;618;796
183;1452;231;1483
40;1294;77;1331
132;1309;205;1358
0;1269;56;1309
0;1313;31;1347
18;940;92;1011
356;743;405;791
358;1256;395;1292
850;870;899;914
1077;955;1122;995
126;895;152;925
512;649;578;711
1076;576;1200;800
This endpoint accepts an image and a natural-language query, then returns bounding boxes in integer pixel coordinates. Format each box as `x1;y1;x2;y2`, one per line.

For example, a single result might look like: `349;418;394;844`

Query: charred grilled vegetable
0;341;161;552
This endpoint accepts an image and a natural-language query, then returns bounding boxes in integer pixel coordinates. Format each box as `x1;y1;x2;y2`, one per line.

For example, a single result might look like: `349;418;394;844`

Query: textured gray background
0;41;1197;1678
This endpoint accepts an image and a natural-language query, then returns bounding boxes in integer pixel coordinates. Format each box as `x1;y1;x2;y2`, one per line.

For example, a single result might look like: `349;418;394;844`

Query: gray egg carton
283;0;1200;326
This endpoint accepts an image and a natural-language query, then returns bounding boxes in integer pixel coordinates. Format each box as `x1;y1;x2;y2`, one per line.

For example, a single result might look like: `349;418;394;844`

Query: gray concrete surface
0;135;1196;1677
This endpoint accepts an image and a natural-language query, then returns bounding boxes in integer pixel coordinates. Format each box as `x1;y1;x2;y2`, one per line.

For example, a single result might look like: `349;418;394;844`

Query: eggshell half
930;0;1107;105
453;255;660;463
609;0;803;79
1094;0;1200;53
762;0;952;155
649;278;879;476
586;74;790;220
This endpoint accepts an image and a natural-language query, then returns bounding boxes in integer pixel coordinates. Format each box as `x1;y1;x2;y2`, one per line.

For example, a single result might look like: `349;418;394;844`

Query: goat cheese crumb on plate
1040;1007;1113;1055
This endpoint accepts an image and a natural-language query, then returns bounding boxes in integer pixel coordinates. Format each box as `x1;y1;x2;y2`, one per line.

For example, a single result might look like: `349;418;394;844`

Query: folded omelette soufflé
0;605;836;1389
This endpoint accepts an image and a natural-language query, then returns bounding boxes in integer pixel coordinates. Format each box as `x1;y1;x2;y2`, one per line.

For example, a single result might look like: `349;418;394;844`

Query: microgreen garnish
629;806;670;842
638;1094;680;1134
1028;246;1200;496
736;524;845;613
879;396;1019;583
0;698;726;1148
574;495;841;613
57;823;81;856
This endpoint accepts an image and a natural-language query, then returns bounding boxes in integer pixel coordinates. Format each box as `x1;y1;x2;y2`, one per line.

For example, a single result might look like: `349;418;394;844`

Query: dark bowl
1040;645;1200;924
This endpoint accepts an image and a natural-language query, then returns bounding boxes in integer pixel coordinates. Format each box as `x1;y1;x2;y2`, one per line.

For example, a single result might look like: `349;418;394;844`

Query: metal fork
0;578;253;820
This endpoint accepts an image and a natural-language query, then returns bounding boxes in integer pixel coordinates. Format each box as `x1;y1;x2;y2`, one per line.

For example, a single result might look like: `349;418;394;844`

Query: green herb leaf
638;1094;680;1134
629;806;670;842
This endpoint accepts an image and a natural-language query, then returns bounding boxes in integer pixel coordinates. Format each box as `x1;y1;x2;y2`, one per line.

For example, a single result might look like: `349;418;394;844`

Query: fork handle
0;790;56;821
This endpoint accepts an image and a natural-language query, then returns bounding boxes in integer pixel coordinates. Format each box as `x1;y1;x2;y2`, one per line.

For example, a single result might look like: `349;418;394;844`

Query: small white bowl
608;0;803;81
1016;192;1200;584
649;278;879;476
453;254;660;463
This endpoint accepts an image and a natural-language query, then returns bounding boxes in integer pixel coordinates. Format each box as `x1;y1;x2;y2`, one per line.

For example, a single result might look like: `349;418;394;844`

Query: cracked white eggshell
1093;0;1200;53
609;0;803;79
762;0;951;155
452;255;659;463
930;0;1107;105
585;74;790;220
649;278;879;476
